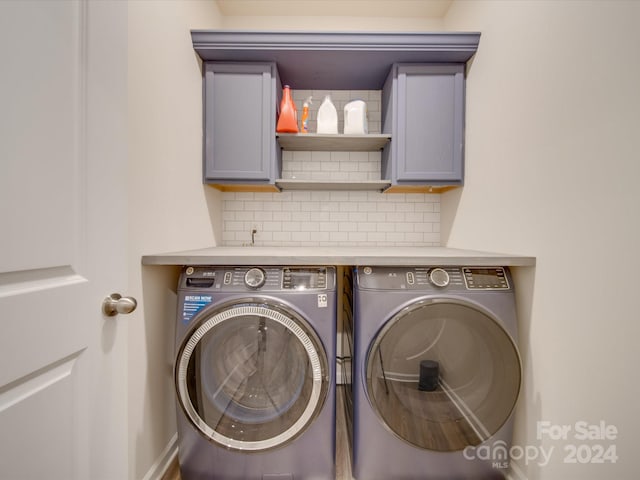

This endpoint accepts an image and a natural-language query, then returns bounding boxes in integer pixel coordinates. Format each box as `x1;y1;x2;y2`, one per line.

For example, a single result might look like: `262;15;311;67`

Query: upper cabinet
192;31;480;193
204;62;281;188
382;64;466;192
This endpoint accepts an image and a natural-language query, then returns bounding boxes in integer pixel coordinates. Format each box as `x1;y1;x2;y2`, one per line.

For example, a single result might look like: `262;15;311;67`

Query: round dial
244;268;266;289
429;268;450;288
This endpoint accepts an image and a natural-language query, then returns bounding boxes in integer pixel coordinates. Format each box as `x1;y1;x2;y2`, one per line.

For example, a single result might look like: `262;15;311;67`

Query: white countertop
141;246;535;267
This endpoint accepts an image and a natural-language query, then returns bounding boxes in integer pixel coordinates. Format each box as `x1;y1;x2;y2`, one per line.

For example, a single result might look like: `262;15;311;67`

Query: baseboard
142;433;178;480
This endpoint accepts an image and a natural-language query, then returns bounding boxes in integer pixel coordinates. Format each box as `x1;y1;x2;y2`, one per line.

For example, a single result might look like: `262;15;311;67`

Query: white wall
127;2;222;478
444;1;640;479
220;14;443;31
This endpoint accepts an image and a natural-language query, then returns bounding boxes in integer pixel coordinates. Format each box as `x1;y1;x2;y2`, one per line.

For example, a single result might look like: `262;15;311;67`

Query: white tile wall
281;150;382;181
221;89;441;247
222;191;440;247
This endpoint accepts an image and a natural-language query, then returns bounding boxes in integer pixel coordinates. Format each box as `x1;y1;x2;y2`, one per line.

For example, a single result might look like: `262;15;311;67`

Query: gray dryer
353;266;521;479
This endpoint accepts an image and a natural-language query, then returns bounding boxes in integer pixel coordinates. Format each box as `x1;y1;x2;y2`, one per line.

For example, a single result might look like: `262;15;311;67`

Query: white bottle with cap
316;95;338;134
343;100;368;134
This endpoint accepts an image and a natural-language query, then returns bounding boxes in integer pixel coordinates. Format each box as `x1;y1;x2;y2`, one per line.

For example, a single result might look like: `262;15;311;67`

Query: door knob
102;293;137;316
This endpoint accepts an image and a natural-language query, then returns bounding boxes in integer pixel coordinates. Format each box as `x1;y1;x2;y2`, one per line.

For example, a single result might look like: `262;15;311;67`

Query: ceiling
215;0;453;18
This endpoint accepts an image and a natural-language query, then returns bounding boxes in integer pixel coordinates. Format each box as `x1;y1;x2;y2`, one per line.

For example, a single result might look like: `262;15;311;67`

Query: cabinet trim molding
192;31;480;90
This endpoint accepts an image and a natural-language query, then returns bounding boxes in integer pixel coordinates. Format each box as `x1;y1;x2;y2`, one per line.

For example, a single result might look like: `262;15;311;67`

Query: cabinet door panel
204;63;274;181
396;64;464;183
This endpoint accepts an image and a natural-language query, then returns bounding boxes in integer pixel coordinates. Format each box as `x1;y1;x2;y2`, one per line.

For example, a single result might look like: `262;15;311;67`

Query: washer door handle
102;293;137;316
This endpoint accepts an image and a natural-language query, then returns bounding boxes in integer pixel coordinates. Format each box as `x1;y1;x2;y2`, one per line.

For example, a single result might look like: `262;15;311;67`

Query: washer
175;266;336;480
353;266;521;479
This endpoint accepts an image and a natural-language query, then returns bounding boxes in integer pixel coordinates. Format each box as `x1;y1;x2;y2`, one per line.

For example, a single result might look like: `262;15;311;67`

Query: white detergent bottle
344;100;368;134
316;95;338;134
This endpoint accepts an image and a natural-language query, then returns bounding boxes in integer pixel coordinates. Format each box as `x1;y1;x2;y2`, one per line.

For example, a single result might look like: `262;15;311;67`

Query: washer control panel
282;267;327;290
181;266;333;292
462;267;510;290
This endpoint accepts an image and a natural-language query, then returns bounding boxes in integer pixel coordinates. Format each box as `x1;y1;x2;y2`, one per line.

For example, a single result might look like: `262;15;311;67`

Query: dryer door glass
366;300;521;452
176;301;329;452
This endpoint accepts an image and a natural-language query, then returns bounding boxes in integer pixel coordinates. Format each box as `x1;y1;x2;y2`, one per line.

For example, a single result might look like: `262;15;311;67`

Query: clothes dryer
175;266;336;480
353;266;521;479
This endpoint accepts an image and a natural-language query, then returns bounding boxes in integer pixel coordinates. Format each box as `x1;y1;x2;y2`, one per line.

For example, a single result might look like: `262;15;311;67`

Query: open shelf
275;179;392;191
276;133;391;152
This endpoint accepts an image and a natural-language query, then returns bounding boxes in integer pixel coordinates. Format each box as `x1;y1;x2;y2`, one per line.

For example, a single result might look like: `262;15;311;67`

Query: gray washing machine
175;266;336;480
353;266;521;479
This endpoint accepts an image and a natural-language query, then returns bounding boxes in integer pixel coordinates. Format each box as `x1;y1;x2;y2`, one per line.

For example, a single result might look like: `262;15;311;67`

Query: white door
0;1;128;479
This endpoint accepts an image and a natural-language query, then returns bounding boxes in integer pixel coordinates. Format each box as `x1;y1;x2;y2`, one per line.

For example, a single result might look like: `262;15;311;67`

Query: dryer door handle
102;293;137;317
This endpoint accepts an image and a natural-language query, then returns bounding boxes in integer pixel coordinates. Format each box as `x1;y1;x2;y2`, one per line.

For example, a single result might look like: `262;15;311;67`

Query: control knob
244;267;266;289
429;268;450;288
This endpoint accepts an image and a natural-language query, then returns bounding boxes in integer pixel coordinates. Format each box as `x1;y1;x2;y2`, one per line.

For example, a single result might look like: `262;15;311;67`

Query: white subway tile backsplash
330;231;349;242
273;211;291;221
292;231;311;242
224;200;243;211
263;221;282;232
367;232;386;243
348;232;368;242
282;150;381;182
339;222;358;232
353;221;372;232
357;202;378;213
273;231;292;242
282;202;301;212
330;212;349;222
376;222;396;233
225;221;244;231
396;223;416;233
222;190;441;247
415;222;435;233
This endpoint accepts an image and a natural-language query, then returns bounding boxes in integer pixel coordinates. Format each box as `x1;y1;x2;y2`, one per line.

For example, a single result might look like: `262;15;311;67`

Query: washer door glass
176;301;329;452
366;300;521;452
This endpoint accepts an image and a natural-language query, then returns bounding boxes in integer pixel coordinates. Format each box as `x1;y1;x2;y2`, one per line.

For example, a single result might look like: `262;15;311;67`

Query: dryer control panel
357;266;511;291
